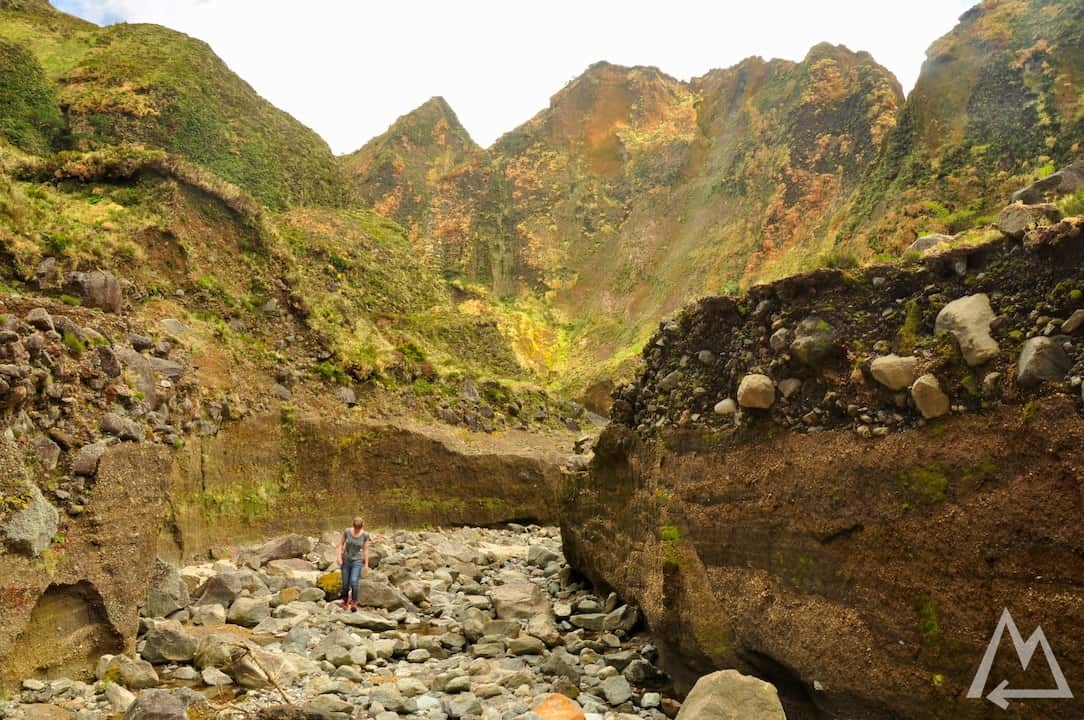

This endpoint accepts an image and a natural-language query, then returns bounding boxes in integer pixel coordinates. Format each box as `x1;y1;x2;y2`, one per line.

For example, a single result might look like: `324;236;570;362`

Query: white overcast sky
52;1;976;155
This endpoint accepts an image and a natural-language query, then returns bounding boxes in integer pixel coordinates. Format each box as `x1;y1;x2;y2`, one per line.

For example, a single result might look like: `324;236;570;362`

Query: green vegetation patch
901;464;950;503
659;525;682;542
916;595;942;651
0;38;63;154
4;15;348;208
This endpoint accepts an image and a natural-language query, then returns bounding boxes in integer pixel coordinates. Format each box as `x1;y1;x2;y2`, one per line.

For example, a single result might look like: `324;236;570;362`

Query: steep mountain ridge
351;0;1084;397
0;0;1083;701
342;96;480;244
356;46;904;395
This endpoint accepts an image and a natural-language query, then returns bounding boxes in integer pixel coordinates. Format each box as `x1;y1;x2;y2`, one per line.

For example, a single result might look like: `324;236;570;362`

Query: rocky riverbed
0;525;783;720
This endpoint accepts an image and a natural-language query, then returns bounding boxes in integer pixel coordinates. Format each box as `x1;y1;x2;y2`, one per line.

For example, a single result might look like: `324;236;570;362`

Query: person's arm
362;536;369;575
336;531;345;566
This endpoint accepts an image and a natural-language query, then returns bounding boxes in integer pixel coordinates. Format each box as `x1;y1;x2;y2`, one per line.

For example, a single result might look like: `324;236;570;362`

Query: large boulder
63;270;123;314
1011;159;1084;204
911;374;950;419
674;670;785;720
489;582;550;621
105;684;137;713
192;572;245;608
1;483;58;557
228;648;297;690
97;655;159;690
71;441;112;477
527;613;562;646
264;558;320;584
603;604;640;633
140;620;197;664
190;604;226;627
599;675;633;706
443;693;481;719
123;690;187;720
713;398;737;415
532;693;585;720
238;534;314;569
355;578;413;610
508;635;546;656
870;355;918;391
101;413;144;442
227;597;271;628
193;632;249;670
907;234;953;253
736;374;774;409
934;294;999;366
789;316;837;367
997;203;1063;240
370;685;408;713
624;658;669;688
143;559;190;619
1063;309;1084;335
1016;336;1071;388
338;610;397;631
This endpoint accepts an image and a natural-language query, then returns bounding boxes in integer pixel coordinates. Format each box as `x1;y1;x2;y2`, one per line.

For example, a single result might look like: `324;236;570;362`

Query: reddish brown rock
533;693;585;720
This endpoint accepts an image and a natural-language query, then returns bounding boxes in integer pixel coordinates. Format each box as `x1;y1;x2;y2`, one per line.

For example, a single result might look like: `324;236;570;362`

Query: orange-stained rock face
532;693;586;720
344;0;1084;397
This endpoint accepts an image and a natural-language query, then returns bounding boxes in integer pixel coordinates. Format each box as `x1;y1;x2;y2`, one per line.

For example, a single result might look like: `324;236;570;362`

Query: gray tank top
342;529;369;562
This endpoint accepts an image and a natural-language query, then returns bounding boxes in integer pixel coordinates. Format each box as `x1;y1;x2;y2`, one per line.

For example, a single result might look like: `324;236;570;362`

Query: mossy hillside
842;0;1084;251
350;3;1084;399
2;0;1082;408
0;38;62;154
0;146;537;419
0;0;94;80
278;207;522;381
0;7;350;208
0;145;264;286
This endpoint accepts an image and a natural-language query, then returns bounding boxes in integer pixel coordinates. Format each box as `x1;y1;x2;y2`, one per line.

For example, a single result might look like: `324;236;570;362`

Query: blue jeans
342;560;363;603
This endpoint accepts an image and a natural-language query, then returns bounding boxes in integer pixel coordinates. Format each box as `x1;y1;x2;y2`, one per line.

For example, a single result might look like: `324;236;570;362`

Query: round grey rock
1016;336;1071;388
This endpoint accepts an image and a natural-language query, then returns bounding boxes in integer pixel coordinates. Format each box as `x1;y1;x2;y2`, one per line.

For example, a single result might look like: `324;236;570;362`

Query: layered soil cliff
561;222;1084;719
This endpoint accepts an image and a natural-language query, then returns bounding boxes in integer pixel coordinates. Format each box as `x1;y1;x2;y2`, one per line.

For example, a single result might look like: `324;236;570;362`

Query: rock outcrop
0;441;171;691
934;294;999;367
163;412;564;562
562;398;1084;719
1012;159;1084;205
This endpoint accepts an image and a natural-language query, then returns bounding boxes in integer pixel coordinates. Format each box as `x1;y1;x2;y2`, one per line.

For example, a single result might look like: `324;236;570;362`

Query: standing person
336;516;369;611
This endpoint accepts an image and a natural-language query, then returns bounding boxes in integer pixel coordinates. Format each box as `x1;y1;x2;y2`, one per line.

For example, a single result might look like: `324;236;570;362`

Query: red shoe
349;601;358;612
339;599;349;610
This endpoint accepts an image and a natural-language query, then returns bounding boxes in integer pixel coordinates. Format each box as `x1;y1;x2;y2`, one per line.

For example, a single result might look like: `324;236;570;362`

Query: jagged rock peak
366;94;477;151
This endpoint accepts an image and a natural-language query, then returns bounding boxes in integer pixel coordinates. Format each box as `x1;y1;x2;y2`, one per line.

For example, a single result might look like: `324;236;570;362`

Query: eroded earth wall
561;225;1084;719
